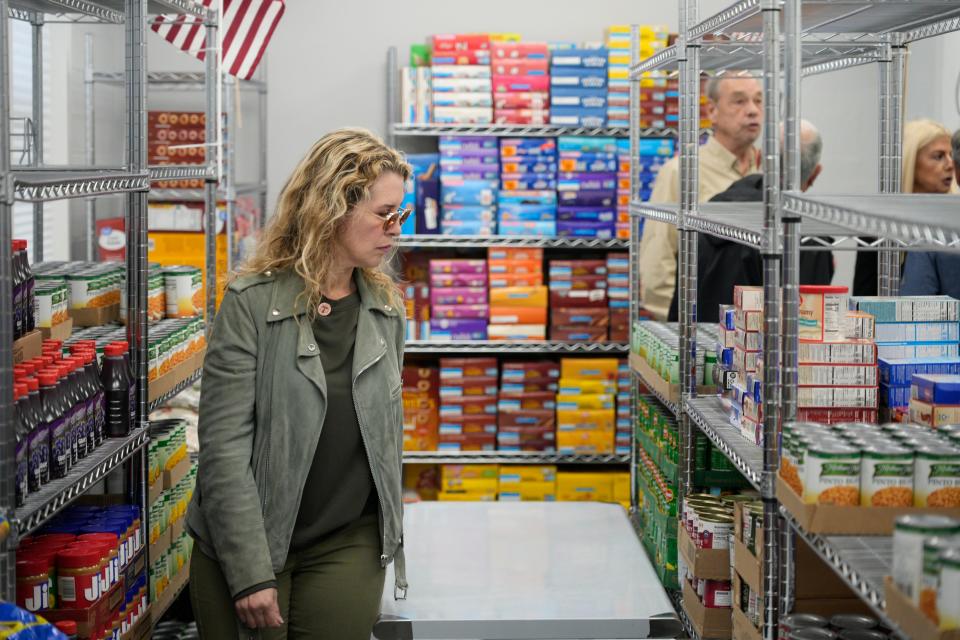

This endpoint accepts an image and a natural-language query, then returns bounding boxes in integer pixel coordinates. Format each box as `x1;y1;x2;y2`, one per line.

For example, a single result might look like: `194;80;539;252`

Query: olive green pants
190;514;385;640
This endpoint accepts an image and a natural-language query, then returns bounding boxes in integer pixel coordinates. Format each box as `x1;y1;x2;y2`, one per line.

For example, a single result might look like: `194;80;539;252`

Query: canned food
914;446;960;508
892;514;960;603
702;579;731;608
920;537;960;623
746;504;764;555
829;614;877;630
860;446;914;507
700;513;734;550
804;443;861;506
163;266;203;318
780;613;829;636
940;548;960;631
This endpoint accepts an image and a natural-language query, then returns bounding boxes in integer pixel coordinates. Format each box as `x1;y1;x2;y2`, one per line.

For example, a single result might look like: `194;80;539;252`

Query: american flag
150;0;284;80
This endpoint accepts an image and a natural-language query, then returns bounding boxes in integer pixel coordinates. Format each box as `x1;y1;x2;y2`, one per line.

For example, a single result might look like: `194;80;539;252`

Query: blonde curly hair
239;127;411;315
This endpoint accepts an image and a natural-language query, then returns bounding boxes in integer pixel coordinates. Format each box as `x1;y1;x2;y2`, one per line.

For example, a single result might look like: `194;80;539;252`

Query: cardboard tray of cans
147;347;205;406
777;476;960;535
679;524;731;581
13;329;42;363
629;352;717;405
69;303;120;328
884;577;960;640
40;317;73;342
148;452;192;506
682;579;732;639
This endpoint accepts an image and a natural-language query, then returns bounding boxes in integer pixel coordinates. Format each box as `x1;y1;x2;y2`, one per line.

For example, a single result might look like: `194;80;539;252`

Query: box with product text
556;472;615;501
437;433;497;452
439;357;498;379
429;319;487;340
502;361;560;380
489;306;548;324
498;221;557;236
907;397;960;427
498;391;556;411
498;409;556;429
550;326;609;342
430;287;487;306
500;157;558;174
549;274;608;291
489;286;548;307
430;272;487;288
487;258;542;275
494;75;549;93
494;92;550;109
558;189;615;208
489;273;545;288
556;409;615;431
560;358;618;380
439;376;498;398
488;324;547;341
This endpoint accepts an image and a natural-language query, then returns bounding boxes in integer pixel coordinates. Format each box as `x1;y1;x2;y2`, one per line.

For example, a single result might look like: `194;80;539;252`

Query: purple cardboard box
430;259;488;275
431;287;488;306
556;220;616;238
432;304;490;319
557;189;615;207
430;272;489;288
429;319;488;340
557;207;616;222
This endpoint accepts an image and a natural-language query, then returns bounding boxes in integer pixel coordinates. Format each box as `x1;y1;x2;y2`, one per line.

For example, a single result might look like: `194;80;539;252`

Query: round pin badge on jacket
317;302;332;317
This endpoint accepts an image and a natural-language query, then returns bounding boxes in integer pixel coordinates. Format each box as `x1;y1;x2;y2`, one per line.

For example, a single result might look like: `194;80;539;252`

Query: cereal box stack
431;34;492;125
429;259;488;340
851;296;960;419
402;365;440;452
491;42;550;125
548;259;609;342
487;248;547;342
615;358;632;455
607;252;630;342
498;465;557;501
557;136;618;239
438;136;498;236
549;46;607;128
438;465;498;501
497;138;557;237
498;361;559;452
604;26;632;129
556;358;617;455
438;358;499;452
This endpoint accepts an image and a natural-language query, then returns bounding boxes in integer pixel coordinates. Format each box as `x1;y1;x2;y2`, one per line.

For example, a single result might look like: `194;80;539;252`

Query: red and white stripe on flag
150;0;284;80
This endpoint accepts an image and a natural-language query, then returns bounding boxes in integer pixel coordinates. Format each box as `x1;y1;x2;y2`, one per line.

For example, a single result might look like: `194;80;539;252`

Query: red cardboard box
491;59;549;75
440;358;499;379
489;273;545;288
440;414;498;435
549;289;607;308
501;361;561;379
403;391;439;412
487;259;542;275
499;391;557;410
490;42;549;59
549;274;608;290
550;326;609;342
499;376;559;392
551;308;610;327
432;34;491;51
403;366;440;392
493;92;550;109
498;408;556;429
440;395;498;416
548;260;607;276
437;433;497;451
439;376;499;397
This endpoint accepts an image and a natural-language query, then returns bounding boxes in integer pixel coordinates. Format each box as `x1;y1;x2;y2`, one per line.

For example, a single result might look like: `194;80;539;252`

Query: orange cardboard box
489;286;548;307
489;306;548;324
488;247;544;262
489;273;545;288
488;259;543;276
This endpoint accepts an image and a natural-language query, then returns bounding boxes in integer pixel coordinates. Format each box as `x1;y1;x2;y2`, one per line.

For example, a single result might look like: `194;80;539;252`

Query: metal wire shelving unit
625;1;960;638
0;0;217;614
403;451;630;465
405;340;629;355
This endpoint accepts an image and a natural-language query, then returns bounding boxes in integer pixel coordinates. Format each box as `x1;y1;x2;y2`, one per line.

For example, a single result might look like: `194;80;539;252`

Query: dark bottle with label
38;371;67;480
102;344;132;437
58;363;79;470
23;375;46;489
21;241;34;333
74;351;98;454
12;240;24;340
15;383;30;507
67;357;89;460
113;341;138;429
83;350;105;448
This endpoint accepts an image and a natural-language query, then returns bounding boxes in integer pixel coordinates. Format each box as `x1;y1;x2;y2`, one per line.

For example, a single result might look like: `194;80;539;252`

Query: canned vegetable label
914;447;960;508
860;447;914;507
803;445;860;506
892;515;960;603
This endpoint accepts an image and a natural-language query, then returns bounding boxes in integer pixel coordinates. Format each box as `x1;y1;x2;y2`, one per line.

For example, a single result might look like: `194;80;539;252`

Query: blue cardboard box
911;374;960;405
550;48;608;68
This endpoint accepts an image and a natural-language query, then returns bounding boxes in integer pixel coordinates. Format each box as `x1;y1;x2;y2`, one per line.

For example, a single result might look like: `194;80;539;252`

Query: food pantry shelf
148;366;203;414
404;341;629;355
148;182;266;202
92;71;267;90
684;396;763;491
8;0;207;20
14;427;149;537
398;235;629;250
149;165;216;182
782;512;905;637
12;168;151;202
630;41;882;77
391;122;678;139
688;0;960;43
402;451;629;465
629;354;679;416
631;201;898;251
784;193;960;249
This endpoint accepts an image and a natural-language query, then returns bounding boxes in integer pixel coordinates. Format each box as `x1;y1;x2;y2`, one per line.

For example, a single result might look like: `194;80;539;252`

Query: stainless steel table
374;502;682;639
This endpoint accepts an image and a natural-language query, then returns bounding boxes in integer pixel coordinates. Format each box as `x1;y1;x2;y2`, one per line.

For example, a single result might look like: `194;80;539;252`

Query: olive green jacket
186;269;407;603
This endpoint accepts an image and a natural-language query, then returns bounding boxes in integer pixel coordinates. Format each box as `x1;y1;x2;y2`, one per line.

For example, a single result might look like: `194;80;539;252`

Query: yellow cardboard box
557;472;615;501
489;286;548;308
557;379;616;395
499;481;557;501
612;472;631;502
556;430;615;454
557;409;615;431
442;477;500;493
441;465;499;481
560;358;619;380
556;393;615;411
438;491;496;502
498;465;557;483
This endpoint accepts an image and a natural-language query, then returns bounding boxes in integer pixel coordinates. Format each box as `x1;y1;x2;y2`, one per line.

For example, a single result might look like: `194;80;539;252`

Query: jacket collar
266;269;400;323
702;136;761;177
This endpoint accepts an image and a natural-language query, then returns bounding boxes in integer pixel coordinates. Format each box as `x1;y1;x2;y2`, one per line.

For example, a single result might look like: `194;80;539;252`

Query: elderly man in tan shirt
639;76;764;320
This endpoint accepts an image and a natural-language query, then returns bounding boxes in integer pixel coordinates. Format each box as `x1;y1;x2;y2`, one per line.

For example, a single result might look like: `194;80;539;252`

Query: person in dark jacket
668;120;833;322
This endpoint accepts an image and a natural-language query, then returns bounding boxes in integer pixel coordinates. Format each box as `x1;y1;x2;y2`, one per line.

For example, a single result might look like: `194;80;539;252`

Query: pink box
433;304;490;319
430;259;488;275
490;42;549;59
494;92;550;109
491;59;549;75
432;34;491;52
494;110;550;125
493;75;550;93
431;273;488;288
430;287;488;306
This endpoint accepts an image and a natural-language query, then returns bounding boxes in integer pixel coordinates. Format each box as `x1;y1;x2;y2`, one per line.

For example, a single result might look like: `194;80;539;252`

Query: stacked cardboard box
498;138;558;237
148;111;205;190
636;137;677;204
438;358;499;452
498;465;557;501
439;136;498;236
489;285;548;341
431;34;492;125
607;252;629;341
439;464;498;501
429;259;488;340
404;154;440;236
725;286;764;443
487;248;547;341
550;47;608;127
615;139;631;238
549;259;609;342
400;63;432;125
907;373;960;427
491;42;550;125
556;471;629;503
557;136;618;239
498;361;559;451
556;358;617;454
615;358;631;455
402;365;440;451
852;296;960;418
604;26;630;128
403;282;430;341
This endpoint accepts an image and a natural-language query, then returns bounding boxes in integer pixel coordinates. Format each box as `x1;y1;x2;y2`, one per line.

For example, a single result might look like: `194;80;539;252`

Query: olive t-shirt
291;290;377;552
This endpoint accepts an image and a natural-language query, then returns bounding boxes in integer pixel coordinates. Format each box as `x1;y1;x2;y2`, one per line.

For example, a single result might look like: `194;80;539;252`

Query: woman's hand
235;587;284;629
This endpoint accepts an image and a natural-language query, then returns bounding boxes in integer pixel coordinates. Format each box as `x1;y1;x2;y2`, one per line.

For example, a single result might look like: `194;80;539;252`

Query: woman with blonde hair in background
853;118;958;295
186;128;411;639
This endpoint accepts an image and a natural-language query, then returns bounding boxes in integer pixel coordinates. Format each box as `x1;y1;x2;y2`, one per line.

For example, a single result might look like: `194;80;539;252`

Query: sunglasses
375;206;412;231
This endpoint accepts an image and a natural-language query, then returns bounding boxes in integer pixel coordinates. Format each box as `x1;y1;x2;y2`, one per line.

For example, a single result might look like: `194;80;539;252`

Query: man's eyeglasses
376;206;412;231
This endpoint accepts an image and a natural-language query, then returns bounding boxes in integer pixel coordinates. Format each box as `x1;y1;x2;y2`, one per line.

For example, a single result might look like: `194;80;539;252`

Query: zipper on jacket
352;343;389;563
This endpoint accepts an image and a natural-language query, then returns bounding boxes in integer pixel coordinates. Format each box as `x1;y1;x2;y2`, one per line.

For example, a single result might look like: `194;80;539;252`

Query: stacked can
34;261;123;312
632;321;717;386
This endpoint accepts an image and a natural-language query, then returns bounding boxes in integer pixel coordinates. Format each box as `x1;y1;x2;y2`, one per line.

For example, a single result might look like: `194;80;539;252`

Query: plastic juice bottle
113;341;137;429
75;351;99;453
102;344;131;438
12;240;24;339
67;358;90;460
80;350;105;448
39;371;68;479
22;241;35;333
58;363;80;469
24;376;46;489
15;383;30;507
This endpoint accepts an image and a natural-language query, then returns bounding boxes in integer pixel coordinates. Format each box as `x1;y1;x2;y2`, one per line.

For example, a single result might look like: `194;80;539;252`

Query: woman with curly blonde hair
186;128;412;639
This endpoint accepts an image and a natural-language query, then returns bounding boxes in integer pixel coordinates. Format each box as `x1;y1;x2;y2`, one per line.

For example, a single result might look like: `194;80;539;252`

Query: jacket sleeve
196;288;276;598
900;252;941;295
394;313;405;477
638;161;680;321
